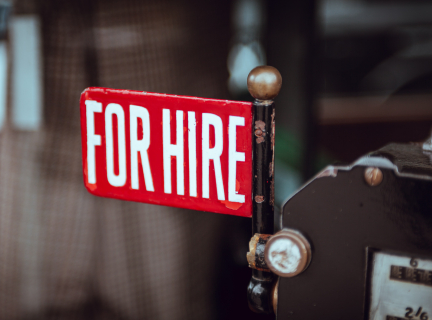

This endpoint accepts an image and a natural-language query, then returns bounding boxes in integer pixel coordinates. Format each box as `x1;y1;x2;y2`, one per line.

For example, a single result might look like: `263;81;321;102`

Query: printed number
406;308;414;319
405;307;428;320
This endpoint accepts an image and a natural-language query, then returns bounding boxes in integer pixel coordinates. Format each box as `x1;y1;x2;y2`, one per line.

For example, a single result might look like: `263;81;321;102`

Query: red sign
80;88;253;217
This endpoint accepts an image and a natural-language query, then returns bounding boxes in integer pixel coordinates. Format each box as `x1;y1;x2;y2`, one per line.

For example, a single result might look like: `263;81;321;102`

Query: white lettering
163;109;184;195
105;103;127;187
188;111;197;197
85;100;102;184
202;113;225;200
130;105;154;191
228;116;245;203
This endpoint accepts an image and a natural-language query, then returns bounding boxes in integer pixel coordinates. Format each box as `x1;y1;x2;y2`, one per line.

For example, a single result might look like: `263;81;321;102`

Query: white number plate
369;252;432;320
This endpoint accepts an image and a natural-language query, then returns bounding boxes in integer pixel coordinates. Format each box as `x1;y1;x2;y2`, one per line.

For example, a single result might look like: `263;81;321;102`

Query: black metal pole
252;101;275;235
246;66;281;314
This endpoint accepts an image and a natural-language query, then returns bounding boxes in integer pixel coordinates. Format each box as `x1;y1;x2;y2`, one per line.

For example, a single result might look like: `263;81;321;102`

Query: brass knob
264;229;311;277
247;66;282;100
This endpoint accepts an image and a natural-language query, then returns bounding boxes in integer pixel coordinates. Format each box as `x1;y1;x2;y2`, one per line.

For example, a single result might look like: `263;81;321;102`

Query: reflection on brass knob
247;66;282;100
264;229;311;277
272;278;279;314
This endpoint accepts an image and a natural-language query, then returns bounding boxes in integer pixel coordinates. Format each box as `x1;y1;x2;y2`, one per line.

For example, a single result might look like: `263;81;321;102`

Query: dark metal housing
278;143;432;319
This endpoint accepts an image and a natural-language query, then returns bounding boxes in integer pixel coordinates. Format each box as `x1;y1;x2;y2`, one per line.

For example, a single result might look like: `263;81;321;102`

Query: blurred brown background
0;0;431;319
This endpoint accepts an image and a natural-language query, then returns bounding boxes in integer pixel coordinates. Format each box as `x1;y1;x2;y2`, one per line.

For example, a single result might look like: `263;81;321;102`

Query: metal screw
364;167;383;186
255;129;263;137
410;258;418;267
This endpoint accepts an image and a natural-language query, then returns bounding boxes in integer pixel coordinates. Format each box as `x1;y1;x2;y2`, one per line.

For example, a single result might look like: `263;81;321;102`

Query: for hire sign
80;88;253;217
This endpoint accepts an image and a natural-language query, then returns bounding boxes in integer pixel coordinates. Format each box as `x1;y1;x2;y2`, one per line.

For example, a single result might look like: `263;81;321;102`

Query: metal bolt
364;167;383;186
255;129;263;137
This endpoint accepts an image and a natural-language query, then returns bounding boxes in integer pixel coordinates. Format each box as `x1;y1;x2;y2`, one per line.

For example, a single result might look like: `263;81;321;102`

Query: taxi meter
80;66;432;318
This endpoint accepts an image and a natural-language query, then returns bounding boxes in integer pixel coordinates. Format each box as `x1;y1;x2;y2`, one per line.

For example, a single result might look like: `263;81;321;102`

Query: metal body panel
278;143;432;319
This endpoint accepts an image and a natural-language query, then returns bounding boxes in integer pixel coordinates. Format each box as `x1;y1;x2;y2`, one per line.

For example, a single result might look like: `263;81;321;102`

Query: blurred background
0;0;432;319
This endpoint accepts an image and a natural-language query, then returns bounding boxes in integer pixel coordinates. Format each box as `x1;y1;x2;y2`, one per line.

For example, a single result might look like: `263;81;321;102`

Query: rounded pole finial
247;66;282;100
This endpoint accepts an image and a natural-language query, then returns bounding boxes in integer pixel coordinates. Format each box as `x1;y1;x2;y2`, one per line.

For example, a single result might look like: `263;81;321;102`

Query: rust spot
255;120;265;131
255;120;266;143
256;136;265;144
247;234;260;267
259;234;272;242
247;234;272;271
271;109;275;151
269;108;275;206
255;195;264;203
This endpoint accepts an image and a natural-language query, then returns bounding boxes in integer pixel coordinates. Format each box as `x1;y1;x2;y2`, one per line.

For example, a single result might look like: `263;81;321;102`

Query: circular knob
264;229;311;277
247;66;282;100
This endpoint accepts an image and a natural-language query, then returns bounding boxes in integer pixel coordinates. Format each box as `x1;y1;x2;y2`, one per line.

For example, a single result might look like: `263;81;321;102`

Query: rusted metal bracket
247;233;271;272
